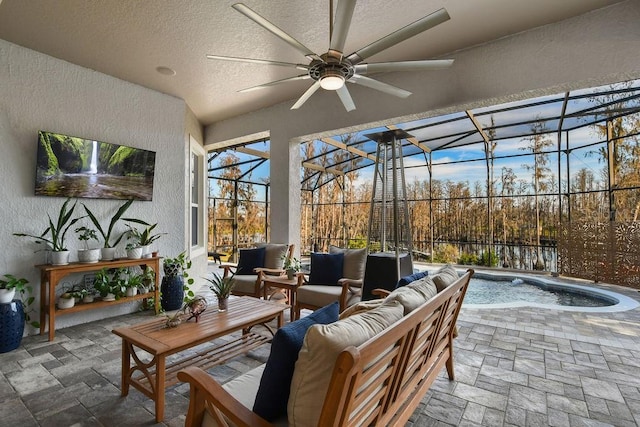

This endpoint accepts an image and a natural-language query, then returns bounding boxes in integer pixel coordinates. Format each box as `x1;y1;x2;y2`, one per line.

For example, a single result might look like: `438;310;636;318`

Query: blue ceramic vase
161;276;184;311
0;300;25;353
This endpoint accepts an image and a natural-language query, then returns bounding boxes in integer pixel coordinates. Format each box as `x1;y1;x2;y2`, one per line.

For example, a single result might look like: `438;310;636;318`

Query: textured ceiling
0;0;624;125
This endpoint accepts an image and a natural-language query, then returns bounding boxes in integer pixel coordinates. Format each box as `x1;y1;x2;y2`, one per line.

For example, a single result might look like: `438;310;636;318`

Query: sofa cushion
288;299;404;427
329;246;367;280
257;243;289;269
307;252;344;285
297;284;344;308
253;302;339;421
386;276;437;314
397;270;429;288
229;274;259;294
432;264;459;292
236;247;266;275
338;298;385;319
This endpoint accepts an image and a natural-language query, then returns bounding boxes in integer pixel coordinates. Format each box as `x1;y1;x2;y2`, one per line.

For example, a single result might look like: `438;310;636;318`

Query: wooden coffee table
112;296;288;422
262;274;303;321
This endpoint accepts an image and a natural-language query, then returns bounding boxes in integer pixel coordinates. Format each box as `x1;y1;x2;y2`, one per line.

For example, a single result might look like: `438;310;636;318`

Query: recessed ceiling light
156;66;176;76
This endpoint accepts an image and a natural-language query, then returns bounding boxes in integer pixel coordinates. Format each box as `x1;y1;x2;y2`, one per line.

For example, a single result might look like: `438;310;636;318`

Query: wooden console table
37;257;161;341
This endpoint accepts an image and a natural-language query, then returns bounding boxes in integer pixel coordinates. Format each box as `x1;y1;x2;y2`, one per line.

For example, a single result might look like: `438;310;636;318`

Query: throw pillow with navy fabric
252;302;339;421
235;247;266;275
307;252;344;285
396;270;430;288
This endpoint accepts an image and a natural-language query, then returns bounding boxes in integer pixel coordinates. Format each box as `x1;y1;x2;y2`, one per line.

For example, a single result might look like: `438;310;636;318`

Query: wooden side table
262;274;303;321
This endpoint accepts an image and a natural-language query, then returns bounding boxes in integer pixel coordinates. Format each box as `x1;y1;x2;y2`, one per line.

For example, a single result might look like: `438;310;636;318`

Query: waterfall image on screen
35;131;156;201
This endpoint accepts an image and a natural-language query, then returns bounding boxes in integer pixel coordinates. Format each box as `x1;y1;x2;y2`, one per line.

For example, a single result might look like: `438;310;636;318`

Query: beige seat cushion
297;284;343;308
231;274;260;294
339;299;385;319
202;364;287;427
257;243;289;269
288;300;404;427
431;264;459;292
329;246;367;280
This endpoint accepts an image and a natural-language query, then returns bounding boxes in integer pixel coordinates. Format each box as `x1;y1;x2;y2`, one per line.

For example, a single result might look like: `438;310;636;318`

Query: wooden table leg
155;355;166;422
39;271;47;336
121;340;131;396
48;273;57;342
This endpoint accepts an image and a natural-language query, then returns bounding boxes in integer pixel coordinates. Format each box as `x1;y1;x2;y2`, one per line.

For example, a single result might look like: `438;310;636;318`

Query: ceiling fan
207;1;454;112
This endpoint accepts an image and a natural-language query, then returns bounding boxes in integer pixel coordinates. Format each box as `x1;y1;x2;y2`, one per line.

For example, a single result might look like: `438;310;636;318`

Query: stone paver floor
1;275;639;426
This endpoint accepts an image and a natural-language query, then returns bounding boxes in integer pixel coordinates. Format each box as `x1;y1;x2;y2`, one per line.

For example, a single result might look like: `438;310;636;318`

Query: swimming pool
459;271;639;312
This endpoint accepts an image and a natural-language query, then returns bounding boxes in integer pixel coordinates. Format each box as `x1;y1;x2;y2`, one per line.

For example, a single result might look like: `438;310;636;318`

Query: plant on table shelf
123;220;165;251
75;226;101;263
204;273;235;311
0;274;39;328
82;199;134;249
93;267;127;300
14;198;82;264
282;255;301;279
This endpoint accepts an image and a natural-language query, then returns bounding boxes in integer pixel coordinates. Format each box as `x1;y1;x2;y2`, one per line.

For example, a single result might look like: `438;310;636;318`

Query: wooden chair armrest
218;264;237;278
371;288;392;299
339;279;363;311
177;367;273;427
254;267;284;276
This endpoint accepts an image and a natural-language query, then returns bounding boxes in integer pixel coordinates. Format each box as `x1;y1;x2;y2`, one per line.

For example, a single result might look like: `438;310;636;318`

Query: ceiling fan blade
232;3;321;61
336;85;356;112
355;59;453;74
346;8;450;64
239;75;310;93
330;0;357;54
206;54;309;70
291;81;322;109
350;74;411;98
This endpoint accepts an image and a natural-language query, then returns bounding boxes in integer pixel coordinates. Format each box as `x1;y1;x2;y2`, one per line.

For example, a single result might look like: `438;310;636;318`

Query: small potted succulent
204;273;235;312
75;226;101;263
125;242;143;260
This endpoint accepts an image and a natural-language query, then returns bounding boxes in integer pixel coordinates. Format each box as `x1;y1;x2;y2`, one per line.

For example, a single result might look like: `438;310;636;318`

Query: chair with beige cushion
220;243;294;298
295;246;367;317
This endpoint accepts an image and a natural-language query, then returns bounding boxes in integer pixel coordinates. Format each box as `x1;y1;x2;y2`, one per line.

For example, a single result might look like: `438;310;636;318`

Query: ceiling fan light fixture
319;72;345;91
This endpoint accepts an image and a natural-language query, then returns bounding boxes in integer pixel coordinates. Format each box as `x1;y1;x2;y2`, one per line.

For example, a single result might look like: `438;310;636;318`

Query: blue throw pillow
235;247;266;275
253;302;339;421
307;252;344;286
396;270;430;288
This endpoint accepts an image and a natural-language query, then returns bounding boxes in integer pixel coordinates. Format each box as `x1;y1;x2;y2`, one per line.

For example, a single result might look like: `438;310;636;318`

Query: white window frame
189;135;207;259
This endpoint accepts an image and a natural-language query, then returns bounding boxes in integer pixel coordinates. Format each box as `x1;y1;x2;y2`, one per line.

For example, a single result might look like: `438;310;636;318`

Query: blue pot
0;300;25;353
161;276;184;311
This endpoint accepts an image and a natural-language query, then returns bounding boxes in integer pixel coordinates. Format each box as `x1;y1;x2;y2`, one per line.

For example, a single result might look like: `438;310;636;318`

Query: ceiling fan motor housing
309;52;354;87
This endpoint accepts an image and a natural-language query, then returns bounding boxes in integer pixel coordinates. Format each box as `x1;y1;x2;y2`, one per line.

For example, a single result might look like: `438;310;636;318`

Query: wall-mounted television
35;131;156;201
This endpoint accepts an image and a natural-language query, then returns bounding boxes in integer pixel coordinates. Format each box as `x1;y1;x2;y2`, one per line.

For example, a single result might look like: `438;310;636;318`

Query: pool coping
460;270;640;312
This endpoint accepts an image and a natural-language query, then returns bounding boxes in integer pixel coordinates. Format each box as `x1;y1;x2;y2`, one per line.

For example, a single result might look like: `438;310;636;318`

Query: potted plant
139;267;156;294
204;273;235;312
82;199;134;261
161;252;195;311
57;291;75;309
282;255;302;280
14;198;82;265
125;242;143;260
124;220;165;258
0;274;38;353
125;272;142;297
93;267;127;300
75;226;101;263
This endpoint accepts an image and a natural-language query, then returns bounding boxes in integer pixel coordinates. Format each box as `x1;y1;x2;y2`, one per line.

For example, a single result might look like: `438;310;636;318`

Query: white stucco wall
0;39;194;332
204;0;640;253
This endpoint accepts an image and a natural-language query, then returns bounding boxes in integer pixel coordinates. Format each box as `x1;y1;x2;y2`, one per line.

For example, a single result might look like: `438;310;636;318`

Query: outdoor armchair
219;243;294;298
295;246;367;317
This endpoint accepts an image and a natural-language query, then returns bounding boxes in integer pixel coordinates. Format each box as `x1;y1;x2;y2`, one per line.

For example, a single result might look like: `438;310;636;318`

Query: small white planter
101;247;117;261
125;287;138;297
126;247;143;259
78;248;101;263
103;293;116;301
82;295;95;303
141;245;152;258
0;288;16;304
51;250;70;265
58;297;75;309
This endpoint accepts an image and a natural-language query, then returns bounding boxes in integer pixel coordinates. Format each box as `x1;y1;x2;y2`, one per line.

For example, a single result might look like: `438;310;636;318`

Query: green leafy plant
204;273;235;299
163;251;195;301
75;226;99;249
82;199;134;248
93;267;127;299
0;274;39;328
14;198;82;251
123;220;166;247
282;255;301;272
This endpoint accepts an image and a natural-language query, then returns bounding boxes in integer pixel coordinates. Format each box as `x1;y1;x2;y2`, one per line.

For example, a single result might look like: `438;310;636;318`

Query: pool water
465;278;614;307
